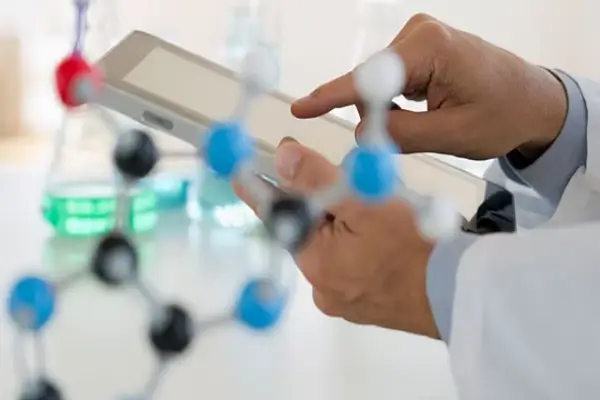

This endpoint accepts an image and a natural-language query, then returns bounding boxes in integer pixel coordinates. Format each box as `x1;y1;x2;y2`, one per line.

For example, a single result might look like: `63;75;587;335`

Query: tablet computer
96;30;500;222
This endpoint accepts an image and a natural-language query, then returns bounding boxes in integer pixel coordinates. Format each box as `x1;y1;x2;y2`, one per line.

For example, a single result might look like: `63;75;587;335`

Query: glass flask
222;3;258;73
186;159;259;230
42;107;158;237
335;0;410;122
353;0;408;65
142;171;192;211
84;0;123;61
186;0;284;231
141;133;196;212
221;0;284;83
90;0;196;213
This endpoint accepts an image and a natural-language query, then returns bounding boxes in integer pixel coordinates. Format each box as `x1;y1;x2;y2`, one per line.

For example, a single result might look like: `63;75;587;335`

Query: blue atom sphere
235;279;287;330
7;275;56;332
344;146;399;203
203;121;255;179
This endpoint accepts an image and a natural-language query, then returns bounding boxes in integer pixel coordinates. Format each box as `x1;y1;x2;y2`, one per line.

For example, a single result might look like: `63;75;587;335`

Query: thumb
275;141;340;194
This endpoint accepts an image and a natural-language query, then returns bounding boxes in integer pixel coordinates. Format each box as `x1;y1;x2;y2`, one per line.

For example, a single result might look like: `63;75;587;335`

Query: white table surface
0;164;457;400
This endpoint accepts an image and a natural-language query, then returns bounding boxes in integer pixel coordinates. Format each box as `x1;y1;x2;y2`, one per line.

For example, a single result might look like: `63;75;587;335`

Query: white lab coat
450;77;600;399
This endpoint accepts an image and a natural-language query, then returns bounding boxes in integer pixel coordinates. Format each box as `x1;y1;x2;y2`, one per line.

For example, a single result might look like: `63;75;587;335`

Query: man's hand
234;138;440;339
291;14;568;160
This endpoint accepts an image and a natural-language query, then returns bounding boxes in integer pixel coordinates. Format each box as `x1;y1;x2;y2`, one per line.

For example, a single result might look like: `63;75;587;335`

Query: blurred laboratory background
0;1;591;399
0;0;587;176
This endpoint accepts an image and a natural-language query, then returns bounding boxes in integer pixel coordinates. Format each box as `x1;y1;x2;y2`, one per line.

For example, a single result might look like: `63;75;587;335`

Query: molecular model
5;1;460;400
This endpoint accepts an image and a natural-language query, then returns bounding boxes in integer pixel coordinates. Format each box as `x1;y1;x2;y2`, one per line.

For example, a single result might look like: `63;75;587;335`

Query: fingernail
356;120;363;133
275;143;302;181
292;96;311;106
279;136;298;145
293;89;319;105
355;120;365;142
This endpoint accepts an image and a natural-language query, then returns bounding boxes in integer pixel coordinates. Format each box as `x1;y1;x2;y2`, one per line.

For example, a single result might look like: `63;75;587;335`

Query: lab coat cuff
426;231;479;344
500;69;587;206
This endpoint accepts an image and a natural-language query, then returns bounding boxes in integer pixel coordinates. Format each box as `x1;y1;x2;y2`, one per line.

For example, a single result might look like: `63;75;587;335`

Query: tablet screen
123;47;355;164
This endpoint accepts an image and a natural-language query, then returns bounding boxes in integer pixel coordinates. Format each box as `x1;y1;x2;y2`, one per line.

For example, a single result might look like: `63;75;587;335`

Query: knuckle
291;158;315;188
417;20;452;48
312;291;339;317
297;251;325;287
303;261;329;291
309;84;326;98
407;12;435;26
292;158;336;193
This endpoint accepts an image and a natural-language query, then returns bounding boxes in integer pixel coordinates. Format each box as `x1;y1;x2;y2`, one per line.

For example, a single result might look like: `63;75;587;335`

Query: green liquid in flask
188;167;258;229
42;181;159;237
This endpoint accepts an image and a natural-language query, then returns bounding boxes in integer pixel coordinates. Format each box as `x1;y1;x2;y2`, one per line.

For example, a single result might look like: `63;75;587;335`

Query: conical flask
186;0;285;231
138;125;196;211
186;0;279;231
186;158;259;230
42;106;158;237
84;0;123;61
221;1;260;74
222;0;284;85
335;0;410;122
353;0;408;65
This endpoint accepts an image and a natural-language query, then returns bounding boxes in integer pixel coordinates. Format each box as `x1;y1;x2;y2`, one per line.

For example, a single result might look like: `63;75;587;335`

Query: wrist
517;67;568;159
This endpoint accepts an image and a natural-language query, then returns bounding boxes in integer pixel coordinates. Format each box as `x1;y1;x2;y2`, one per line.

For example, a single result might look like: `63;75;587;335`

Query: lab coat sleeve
449;76;600;399
498;70;588;207
426;71;589;342
426;231;478;342
448;222;600;400
482;70;587;228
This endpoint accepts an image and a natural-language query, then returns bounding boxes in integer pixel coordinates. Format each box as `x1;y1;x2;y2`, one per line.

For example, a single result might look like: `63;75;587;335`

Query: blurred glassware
184;0;284;232
110;112;198;213
186;160;259;231
42;107;159;237
85;0;123;61
222;4;258;73
221;0;284;86
142;172;192;211
352;0;408;66
334;0;409;122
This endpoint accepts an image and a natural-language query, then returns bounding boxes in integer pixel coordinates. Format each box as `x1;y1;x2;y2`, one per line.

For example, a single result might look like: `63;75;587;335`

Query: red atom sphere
55;53;102;108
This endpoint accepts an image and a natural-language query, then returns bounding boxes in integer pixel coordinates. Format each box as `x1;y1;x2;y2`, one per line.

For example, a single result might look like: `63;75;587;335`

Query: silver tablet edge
98;84;283;186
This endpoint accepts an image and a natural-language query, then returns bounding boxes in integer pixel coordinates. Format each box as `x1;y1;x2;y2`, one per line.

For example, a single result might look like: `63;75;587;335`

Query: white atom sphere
105;248;135;282
116;130;140;156
353;49;406;104
73;76;96;104
418;197;461;239
274;215;298;247
241;43;279;93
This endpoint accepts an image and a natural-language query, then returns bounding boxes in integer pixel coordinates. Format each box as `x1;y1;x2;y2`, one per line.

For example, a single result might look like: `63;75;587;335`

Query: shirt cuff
426;231;479;343
499;70;587;206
